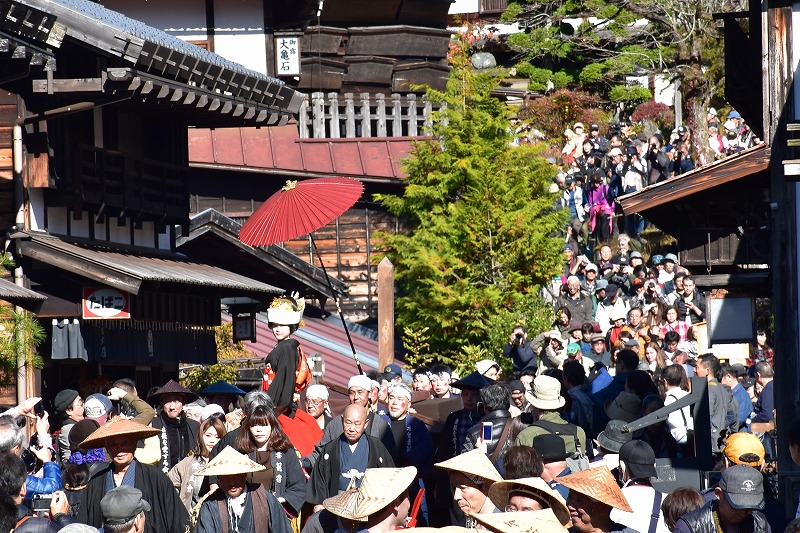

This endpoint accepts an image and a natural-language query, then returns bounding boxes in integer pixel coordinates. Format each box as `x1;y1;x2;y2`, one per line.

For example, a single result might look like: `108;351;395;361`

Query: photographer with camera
0;452;74;531
645;134;670;185
671;141;694;176
0;411;62;500
504;325;537;374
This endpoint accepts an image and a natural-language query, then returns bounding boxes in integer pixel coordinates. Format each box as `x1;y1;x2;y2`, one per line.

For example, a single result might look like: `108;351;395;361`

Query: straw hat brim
488;477;571;527
557;466;632;513
435;449;503;483
323;466;418;521
472;509;568;532
79;418;161;451
196;446;267;477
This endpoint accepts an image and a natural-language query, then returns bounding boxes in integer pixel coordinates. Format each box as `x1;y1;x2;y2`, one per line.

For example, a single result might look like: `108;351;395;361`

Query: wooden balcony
480;0;508;14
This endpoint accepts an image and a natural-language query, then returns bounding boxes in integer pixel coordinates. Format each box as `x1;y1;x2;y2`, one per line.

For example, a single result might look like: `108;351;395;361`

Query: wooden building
0;0;321;402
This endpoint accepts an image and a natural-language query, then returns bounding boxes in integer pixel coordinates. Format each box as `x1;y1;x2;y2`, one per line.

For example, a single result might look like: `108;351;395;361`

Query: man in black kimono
306;404;394;512
148;379;200;473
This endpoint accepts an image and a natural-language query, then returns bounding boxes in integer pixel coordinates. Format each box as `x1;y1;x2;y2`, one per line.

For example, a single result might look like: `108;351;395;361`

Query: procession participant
558;466;636;533
167;416;226;512
472;509;568;532
306;404;395;512
148;379;200;473
435;449;503;529
263;292;308;414
304;384;331;431
303;467;417;533
487;476;571;527
234;405;307;516
76;418;189;533
195;446;293;533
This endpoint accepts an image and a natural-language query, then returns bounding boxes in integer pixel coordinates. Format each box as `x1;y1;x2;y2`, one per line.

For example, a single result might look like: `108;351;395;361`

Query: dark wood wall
0;91;16;232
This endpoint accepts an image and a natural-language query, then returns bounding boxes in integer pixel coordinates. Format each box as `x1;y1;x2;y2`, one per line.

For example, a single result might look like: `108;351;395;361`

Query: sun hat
663;253;678;263
533;434;570;462
348;374;373;391
54;389;80;415
452;371;495;391
546;331;565;345
728;110;741;120
574;122;585;130
708;107;717;116
651;254;663;266
719;465;764;510
475;359;500;375
322;466;417;521
200;380;246;395
567;320;583;333
619;440;657;479
435;449;503;483
68;419;101;452
604;392;642;423
558;466;633;512
266;292;305;325
590;333;606;344
595;419;633;452
524;375;565;410
197;446;266;477
608;147;623;157
608;308;627;322
723;432;765;467
100;486;151;525
79;418;160;451
488;477;571;526
148;379;198;405
472;509;568;532
630;251;643;260
594;279;609;291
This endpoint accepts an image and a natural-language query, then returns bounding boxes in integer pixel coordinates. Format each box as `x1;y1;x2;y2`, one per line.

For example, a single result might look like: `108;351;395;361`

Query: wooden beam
377;257;395;370
32;78;103;93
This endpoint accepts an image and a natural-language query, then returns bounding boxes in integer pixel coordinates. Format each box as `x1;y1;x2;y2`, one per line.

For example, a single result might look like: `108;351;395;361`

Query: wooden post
377;256;395;371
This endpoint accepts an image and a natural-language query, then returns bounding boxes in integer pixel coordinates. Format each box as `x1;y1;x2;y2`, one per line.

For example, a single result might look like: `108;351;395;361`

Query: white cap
201;404;225;421
348;374;373;391
475;359;500;375
708;107;717;116
306;384;329;400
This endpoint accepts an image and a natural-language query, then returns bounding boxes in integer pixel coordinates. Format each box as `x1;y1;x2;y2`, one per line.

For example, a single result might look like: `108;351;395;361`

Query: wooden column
377;257;394;371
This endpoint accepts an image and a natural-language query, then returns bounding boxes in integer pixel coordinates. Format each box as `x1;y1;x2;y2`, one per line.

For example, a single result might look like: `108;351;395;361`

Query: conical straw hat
196;446;266;476
79;418;160;451
557;466;632;513
472;509;568;532
322;466;417;521
488;477;571;526
435;449;503;483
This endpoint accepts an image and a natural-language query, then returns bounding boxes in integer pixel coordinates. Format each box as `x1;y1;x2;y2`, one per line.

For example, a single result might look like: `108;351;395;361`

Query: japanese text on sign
82;287;130;319
275;36;300;76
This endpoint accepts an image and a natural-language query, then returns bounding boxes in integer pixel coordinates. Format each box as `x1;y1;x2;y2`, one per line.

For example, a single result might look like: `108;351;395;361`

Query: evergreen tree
375;36;567;360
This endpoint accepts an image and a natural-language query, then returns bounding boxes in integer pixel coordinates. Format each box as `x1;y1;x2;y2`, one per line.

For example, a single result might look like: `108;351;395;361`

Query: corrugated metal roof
188;126;418;182
0;277;47;310
618;144;770;215
239;314;380;390
18;234;282;296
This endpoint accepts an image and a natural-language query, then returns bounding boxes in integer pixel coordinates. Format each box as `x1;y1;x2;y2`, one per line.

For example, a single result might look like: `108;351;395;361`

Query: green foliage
513;63;574;92
609;85;652;105
0;307;46;386
375;38;567;359
500;2;524;20
181;323;254;391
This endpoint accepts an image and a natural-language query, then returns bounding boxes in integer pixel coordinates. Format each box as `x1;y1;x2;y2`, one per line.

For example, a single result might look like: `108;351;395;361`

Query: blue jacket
753;380;774;423
731;383;752;427
25;461;62;498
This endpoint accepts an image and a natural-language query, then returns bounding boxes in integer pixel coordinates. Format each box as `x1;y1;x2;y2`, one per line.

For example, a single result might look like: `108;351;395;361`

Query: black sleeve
266;338;300;409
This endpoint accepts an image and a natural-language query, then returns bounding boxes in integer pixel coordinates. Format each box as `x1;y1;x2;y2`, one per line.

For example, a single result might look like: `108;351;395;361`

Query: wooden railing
480;0;509;13
298;92;436;139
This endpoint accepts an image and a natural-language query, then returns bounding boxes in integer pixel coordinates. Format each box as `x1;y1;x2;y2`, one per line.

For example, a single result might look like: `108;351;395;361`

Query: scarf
68;448;105;465
228;489;248;532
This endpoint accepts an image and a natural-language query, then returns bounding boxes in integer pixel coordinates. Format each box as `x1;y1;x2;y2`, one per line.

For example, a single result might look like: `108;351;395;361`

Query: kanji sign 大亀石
275;36;300;76
82;287;130;319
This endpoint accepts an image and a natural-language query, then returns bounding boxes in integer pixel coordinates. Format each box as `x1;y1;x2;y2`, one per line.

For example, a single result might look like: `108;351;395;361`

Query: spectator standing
0;453;74;532
0;414;62;498
54;389;85;465
662;365;694;453
609;440;669;533
675;276;706;325
695;354;733;453
149;380;201;474
749;329;775;367
555;276;594;325
720;365;752;430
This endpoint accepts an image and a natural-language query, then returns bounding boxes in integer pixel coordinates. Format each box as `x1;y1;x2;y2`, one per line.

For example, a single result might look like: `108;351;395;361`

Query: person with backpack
514;375;591;471
263;292;311;415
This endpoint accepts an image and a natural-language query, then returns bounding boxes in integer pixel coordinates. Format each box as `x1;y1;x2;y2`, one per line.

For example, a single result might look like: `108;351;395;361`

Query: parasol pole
309;234;364;375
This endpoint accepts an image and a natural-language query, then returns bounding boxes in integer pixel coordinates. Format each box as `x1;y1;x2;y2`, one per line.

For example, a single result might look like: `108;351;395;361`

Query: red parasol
239;178;364;245
239;177;366;374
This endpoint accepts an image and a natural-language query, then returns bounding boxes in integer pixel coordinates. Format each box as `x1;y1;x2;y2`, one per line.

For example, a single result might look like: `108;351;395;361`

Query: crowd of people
0;260;793;533
552;110;760;247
